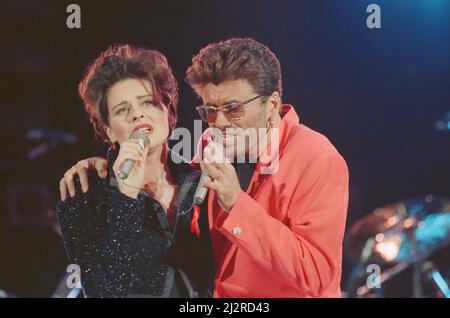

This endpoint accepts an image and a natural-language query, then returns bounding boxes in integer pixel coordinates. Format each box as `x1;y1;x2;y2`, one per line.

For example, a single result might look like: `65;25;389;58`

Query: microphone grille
130;130;150;147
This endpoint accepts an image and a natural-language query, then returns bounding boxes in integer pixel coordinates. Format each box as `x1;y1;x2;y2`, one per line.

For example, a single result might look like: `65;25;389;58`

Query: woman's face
105;78;170;149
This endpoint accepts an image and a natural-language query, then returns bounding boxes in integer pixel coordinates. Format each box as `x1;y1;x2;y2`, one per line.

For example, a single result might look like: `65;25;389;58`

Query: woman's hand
60;157;108;201
112;139;150;199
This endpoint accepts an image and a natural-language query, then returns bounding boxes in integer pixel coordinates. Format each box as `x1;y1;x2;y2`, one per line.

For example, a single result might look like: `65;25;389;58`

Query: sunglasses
195;94;265;123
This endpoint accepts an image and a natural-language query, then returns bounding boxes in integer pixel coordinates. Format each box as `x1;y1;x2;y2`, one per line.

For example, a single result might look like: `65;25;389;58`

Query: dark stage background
0;0;448;297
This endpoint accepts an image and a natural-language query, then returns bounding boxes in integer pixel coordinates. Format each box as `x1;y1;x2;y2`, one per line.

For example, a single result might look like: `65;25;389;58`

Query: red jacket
194;105;349;298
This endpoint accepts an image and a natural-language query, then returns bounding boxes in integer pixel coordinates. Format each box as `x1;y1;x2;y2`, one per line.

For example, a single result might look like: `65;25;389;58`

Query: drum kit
345;195;450;297
345;111;450;298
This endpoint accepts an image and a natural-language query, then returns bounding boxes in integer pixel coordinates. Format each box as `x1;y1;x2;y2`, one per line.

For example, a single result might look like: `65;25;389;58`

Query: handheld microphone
118;130;150;180
193;170;212;205
192;128;216;205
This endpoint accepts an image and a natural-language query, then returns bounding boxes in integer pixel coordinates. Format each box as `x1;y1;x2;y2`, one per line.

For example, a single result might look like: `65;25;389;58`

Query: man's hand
201;137;242;211
59;157;108;201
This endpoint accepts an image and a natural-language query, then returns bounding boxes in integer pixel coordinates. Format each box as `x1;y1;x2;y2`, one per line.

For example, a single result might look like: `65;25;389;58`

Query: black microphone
118;130;150;180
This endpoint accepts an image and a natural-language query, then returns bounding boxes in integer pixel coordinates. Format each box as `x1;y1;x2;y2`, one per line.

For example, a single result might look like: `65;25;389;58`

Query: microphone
192;127;216;206
118;130;150;180
193;170;212;205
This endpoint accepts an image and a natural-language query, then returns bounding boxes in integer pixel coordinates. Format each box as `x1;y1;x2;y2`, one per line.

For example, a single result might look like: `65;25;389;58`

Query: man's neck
253;113;282;162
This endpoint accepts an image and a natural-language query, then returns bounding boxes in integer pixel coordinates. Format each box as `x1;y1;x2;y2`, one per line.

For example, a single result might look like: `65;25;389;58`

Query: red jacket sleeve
215;151;349;297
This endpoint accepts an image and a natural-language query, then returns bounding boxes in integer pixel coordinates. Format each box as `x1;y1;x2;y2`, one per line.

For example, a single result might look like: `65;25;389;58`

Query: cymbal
346;195;450;265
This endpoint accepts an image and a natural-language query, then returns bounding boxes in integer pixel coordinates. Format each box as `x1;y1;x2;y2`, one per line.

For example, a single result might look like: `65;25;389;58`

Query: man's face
199;79;269;160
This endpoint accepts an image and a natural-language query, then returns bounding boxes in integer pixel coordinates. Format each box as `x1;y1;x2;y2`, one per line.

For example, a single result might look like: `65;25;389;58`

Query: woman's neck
142;143;176;198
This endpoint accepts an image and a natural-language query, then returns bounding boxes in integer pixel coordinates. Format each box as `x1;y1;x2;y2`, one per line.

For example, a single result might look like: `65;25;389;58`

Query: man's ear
266;91;281;118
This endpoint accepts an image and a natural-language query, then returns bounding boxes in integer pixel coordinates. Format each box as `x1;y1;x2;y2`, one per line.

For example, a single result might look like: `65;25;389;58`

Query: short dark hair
78;44;178;143
186;38;282;97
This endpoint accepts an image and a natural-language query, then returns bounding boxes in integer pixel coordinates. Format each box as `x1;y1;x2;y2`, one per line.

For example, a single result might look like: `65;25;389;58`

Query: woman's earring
267;117;274;130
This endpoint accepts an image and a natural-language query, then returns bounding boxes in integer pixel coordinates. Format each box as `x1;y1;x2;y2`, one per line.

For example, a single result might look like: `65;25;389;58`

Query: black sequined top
56;146;215;298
